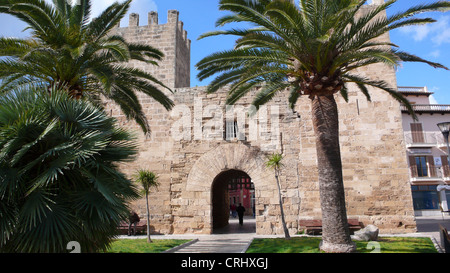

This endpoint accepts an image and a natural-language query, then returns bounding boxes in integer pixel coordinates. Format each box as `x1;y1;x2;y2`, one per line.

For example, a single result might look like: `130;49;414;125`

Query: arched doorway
184;143;278;235
211;169;256;233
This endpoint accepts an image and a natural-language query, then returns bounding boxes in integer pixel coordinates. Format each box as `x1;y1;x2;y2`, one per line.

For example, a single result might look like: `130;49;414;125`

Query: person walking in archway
236;203;245;226
231;203;237;218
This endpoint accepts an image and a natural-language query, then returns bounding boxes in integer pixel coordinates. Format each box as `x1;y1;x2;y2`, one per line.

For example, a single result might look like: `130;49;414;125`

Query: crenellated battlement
111;10;191;89
115;10;191;51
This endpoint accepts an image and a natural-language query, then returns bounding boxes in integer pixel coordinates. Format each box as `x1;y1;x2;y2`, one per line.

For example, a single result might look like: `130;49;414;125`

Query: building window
411;185;439;210
415;156;428;177
225;120;238;140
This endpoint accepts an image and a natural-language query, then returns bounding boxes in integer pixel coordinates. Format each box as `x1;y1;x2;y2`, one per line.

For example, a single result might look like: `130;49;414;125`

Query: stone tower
111;10;191;89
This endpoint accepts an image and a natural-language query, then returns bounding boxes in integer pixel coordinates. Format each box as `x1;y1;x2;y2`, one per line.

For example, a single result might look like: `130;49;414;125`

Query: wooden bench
299;219;362;235
439;224;450;253
118;220;147;235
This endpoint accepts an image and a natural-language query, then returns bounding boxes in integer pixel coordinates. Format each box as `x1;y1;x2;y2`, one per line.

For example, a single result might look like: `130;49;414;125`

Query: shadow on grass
105;239;191;253
246;237;437;253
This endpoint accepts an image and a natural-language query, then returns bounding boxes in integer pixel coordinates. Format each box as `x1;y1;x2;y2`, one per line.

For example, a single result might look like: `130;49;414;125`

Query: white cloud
429;49;440;58
45;0;158;22
90;0;120;17
431;16;450;45
84;0;158;24
122;0;158;26
429;95;439;105
90;0;157;18
399;24;430;42
399;15;450;45
428;87;440;105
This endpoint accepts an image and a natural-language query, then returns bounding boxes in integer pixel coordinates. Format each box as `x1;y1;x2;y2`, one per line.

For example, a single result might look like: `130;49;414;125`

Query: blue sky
0;0;449;103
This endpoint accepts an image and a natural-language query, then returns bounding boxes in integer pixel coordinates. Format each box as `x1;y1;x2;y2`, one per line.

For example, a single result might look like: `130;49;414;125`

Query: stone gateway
107;4;416;236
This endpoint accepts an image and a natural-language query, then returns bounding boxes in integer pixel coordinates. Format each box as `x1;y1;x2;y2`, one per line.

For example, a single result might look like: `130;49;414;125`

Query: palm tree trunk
275;169;290;239
310;94;355;253
145;193;152;243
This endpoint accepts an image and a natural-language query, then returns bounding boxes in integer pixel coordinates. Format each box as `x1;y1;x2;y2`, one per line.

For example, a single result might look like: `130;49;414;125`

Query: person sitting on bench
128;211;140;236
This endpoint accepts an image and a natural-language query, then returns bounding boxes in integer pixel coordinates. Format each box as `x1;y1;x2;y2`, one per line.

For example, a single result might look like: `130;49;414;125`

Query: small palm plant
266;153;290;239
0;0;174;134
135;170;159;243
0;86;139;253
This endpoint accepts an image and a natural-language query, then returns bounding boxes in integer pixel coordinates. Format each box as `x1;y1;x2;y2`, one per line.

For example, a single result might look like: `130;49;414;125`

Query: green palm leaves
265;153;290;239
196;0;449;113
135;170;159;196
135;169;159;243
0;87;139;253
0;0;174;134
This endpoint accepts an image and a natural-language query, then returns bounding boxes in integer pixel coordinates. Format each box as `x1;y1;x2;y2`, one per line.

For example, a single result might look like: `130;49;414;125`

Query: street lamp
438;122;450;165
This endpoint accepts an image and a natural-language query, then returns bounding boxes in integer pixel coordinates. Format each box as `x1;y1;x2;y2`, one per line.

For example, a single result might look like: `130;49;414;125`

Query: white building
400;86;450;216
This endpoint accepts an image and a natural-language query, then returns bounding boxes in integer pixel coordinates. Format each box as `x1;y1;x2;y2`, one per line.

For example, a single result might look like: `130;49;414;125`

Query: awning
437;185;450;191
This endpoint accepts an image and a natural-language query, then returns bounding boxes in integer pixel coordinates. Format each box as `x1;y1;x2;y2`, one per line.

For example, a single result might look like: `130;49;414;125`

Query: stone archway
212;169;253;231
184;143;277;234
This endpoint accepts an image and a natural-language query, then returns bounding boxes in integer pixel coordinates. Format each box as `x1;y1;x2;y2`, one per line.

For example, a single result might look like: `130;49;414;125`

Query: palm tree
135;169;159;243
0;0;174;134
196;0;450;252
0;86;139;253
266;153;290;239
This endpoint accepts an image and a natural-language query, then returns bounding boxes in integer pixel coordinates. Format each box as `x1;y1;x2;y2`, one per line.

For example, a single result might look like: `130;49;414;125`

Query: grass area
104;237;437;253
246;237;437;253
105;239;191;253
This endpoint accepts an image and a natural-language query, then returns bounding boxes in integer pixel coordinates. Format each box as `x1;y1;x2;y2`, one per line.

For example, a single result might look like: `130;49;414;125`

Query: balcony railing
410;165;450;180
404;131;446;147
401;104;450;113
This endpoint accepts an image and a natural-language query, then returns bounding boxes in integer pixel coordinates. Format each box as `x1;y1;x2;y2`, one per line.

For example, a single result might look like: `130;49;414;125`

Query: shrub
0;87;139;253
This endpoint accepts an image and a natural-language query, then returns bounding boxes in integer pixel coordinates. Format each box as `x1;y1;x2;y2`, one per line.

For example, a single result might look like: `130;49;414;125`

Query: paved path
170;236;253;253
119;215;450;253
414;216;450;245
169;217;256;253
119;216;257;253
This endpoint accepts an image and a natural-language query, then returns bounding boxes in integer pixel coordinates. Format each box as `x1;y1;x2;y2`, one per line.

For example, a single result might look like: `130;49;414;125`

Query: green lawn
246;237;437;253
105;239;191;253
104;237;437;253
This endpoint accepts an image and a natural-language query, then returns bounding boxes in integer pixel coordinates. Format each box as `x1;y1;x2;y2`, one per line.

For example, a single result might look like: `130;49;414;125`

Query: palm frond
343;73;417;120
86;0;131;42
0;0;172;134
395;50;449;70
197;0;449;113
251;80;290;110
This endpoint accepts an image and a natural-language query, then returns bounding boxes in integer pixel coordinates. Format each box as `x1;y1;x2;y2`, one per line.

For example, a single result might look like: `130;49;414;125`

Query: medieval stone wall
105;4;417;235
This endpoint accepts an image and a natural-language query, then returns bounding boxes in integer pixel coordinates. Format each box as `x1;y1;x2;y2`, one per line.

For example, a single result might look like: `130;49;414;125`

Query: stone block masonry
105;5;417;236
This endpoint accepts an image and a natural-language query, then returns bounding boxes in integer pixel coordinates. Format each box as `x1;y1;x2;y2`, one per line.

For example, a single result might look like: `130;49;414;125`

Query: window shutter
441;156;450;177
410;123;424;143
427;156;436;177
409;156;418;177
